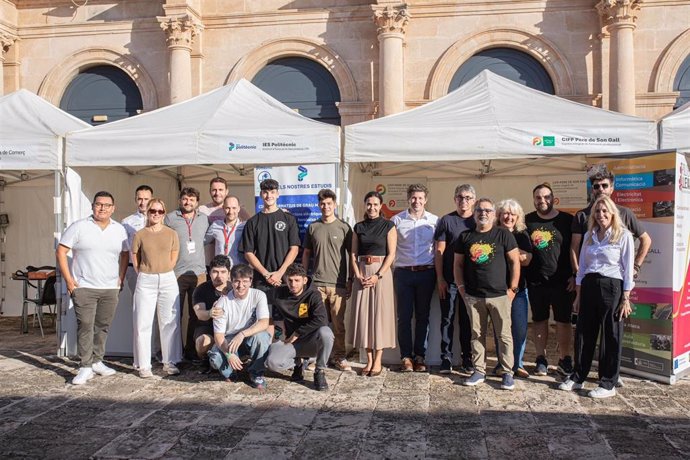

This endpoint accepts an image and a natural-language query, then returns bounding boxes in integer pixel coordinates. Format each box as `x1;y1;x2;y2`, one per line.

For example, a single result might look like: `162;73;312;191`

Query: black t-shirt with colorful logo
525;211;574;285
454;226;517;298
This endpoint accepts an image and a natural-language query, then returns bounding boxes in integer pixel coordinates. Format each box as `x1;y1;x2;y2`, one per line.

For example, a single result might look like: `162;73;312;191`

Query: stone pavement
1;317;690;459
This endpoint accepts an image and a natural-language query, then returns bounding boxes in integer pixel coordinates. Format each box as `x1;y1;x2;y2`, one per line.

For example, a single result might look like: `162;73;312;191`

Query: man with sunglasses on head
570;170;651;284
57;191;129;385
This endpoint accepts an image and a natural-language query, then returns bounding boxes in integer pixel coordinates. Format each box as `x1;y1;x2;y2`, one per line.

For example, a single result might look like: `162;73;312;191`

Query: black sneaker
198;359;212;375
534;355;548;376
291;360;305;382
557;356;574;376
314;369;328;391
439;358;452;374
460;359;475;375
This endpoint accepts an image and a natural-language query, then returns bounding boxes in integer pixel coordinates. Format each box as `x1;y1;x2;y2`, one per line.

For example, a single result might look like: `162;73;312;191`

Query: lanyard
183;213;196;241
222;221;238;255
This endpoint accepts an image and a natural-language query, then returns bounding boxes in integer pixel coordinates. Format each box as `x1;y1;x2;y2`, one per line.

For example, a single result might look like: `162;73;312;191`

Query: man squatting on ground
57;191;129;385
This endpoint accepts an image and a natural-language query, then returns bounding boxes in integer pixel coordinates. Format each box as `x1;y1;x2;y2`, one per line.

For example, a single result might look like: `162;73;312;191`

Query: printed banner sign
672;153;690;374
371;178;427;219
254;164;338;243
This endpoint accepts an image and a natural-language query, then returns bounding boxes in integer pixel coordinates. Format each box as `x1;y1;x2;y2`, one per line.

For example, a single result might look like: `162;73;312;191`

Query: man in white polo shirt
56;191;129;385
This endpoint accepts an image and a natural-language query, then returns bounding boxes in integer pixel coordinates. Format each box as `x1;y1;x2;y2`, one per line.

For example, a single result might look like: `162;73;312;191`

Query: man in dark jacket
265;263;334;391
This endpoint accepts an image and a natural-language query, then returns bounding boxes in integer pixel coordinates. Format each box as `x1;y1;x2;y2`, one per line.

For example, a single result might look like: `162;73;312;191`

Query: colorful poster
372;178;427;218
672;153;690;374
536;174;588;214
589;152;676;377
254;164;338;244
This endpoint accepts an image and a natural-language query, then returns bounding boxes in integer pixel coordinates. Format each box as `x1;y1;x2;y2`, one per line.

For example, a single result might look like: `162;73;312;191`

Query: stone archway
428;28;575;99
652;28;690;94
38;47;158;112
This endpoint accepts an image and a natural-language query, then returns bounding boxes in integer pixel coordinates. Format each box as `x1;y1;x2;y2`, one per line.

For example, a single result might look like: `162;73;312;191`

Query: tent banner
590;152;676;377
0;142;56;170
254;164;338;242
371;177;427;219
673;152;690;374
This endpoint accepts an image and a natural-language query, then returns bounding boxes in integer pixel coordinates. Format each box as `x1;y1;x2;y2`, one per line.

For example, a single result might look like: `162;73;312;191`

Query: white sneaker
92;361;116;377
139;368;154;379
589;386;616;399
163;363;180;375
558;378;584;391
72;367;95;385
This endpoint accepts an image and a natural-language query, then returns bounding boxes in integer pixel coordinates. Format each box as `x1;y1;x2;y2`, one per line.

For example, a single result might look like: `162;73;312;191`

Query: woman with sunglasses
131;198;182;378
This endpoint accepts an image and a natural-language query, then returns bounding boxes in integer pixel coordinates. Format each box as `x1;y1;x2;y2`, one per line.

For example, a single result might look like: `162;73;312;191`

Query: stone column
374;5;410;117
158;15;201;105
597;0;641;115
0;33;17;97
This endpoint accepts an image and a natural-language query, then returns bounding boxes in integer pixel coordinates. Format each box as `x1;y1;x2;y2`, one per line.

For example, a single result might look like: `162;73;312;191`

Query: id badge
187;240;196;254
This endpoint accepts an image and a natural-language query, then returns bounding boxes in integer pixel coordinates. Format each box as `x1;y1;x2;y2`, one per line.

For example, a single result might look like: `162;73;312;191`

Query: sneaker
534;355;548;376
500;373;515;390
331;358;352;372
163;363;180;376
400;357;414;372
515;367;530;379
439;358;452;374
558;378;584;391
463;371;486;386
589;386;616;399
557;356;574;376
92;361;116;377
413;357;427;373
314;369;329;391
139;368;154;379
291;361;305;382
615;378;625;388
198;359;212;375
250;375;267;390
459;359;475;375
72;367;94;385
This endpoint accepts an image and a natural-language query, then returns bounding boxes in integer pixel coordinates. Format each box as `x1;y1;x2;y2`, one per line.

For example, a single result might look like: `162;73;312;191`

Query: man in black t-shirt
433;184;477;374
454;198;520;390
570;170;651;279
525;183;575;377
191;255;231;370
239;179;301;337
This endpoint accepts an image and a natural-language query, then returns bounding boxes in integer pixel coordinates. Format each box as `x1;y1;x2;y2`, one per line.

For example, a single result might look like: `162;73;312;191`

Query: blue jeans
492;288;529;371
438;282;472;363
394;268;436;360
208;331;271;379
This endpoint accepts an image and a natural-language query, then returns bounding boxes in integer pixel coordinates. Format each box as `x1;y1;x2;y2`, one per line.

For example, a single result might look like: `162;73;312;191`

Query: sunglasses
148;209;165;215
592;183;610;190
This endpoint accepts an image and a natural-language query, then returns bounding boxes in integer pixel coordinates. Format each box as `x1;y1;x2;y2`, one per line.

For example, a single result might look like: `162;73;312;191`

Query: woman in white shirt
559;195;634;398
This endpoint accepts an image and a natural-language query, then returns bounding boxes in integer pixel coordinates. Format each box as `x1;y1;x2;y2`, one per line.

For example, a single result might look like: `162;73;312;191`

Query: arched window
60;65;143;125
674;54;690;108
449;48;555;94
252;57;341;126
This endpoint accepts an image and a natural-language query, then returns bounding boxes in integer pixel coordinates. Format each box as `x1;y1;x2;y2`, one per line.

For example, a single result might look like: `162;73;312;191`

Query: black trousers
573;273;624;390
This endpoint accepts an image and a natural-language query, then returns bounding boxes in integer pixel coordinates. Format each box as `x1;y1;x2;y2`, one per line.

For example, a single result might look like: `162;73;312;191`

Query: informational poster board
254;164;339;243
589;152;688;382
371;178;427;218
537;174;588;215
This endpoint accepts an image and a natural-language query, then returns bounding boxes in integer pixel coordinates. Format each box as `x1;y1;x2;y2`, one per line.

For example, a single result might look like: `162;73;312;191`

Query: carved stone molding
373;5;410;36
158;15;202;49
597;0;642;28
0;32;17;57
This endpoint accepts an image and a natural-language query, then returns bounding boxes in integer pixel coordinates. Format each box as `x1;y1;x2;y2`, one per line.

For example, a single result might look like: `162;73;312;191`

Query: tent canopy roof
67;79;341;167
345;70;658;163
0;89;89;170
660;100;690;149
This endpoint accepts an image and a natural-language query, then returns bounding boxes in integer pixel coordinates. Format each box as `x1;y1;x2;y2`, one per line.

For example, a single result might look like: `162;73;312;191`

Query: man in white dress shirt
392;184;438;372
204;195;246;267
121;185;153;294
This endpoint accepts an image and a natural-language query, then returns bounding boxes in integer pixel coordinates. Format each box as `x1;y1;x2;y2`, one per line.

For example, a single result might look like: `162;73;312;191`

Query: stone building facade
1;0;689;126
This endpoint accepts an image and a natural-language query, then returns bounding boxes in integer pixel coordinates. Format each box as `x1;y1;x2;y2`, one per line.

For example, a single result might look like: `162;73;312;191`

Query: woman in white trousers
131;198;182;377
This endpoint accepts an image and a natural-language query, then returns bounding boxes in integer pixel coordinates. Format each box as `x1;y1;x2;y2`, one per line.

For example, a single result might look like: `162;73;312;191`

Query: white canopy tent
0;89;89;321
660;101;690;149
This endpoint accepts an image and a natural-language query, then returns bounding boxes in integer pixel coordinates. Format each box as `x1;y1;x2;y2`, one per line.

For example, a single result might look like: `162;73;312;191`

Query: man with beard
525;183;575;377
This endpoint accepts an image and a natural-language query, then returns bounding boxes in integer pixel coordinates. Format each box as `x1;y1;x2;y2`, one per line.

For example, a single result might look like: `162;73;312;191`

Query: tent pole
55;139;65;357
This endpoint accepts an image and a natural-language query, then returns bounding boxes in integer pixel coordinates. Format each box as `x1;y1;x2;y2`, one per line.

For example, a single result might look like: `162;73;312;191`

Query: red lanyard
183;213;196;241
222;221;237;255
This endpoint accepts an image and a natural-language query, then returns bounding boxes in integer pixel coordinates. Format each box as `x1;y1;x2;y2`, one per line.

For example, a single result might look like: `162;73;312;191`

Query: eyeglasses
476;208;495;214
592;183;610;190
232;279;252;286
148;209;165;215
456;195;475;202
93;202;113;209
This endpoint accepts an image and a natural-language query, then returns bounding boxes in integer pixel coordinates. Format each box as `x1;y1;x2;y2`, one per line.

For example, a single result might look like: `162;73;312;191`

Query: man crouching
208;263;271;389
266;263;334;391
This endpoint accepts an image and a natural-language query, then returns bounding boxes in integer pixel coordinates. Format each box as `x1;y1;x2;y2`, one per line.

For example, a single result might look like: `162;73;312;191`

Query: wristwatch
509;287;519;294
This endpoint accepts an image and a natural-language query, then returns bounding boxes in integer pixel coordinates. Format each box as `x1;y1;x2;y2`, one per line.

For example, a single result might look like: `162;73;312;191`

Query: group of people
56;170;650;398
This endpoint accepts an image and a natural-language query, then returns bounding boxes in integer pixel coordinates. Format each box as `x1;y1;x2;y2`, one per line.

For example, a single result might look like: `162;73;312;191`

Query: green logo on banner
543;136;555;146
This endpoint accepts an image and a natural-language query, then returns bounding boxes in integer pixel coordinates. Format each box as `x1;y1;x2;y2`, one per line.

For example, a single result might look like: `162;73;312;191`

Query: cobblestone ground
1;317;689;459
